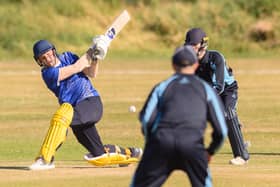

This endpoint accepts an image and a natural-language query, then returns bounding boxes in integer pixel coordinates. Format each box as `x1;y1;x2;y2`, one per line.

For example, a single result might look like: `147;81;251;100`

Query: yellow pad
38;103;74;163
87;153;140;167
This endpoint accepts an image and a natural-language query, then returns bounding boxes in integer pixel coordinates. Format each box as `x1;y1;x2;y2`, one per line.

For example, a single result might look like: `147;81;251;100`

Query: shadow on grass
60;165;130;169
247;152;280;156
220;152;280;156
0;166;29;170
0;159;126;170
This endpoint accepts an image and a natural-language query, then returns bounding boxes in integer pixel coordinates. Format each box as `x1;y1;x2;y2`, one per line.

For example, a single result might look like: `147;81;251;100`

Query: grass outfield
0;58;279;187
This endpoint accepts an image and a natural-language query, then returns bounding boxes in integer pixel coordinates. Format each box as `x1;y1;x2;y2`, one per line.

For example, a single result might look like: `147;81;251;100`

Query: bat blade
105;10;131;41
84;10;131;62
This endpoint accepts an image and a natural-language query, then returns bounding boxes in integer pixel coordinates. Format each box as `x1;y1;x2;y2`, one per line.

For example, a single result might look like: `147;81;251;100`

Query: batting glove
92;35;111;60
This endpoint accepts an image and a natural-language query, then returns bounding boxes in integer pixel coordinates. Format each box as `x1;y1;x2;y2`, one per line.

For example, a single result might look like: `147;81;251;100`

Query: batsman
184;28;250;165
29;35;142;170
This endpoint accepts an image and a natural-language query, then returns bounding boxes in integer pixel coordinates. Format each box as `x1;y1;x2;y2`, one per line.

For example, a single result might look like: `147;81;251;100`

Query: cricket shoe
29;157;55;170
84;148;143;161
229;156;248;166
84;148;143;167
130;147;143;159
118;147;143;167
84;153;94;161
84;153;129;167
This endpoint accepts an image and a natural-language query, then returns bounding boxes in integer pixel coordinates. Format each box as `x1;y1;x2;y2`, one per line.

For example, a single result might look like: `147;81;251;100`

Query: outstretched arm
82;59;99;78
58;52;92;81
79;35;110;78
58;35;109;80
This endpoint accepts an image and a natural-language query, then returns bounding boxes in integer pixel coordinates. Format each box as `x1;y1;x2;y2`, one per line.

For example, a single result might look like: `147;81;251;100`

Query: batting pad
226;107;249;160
86;153;140;167
38;103;74;163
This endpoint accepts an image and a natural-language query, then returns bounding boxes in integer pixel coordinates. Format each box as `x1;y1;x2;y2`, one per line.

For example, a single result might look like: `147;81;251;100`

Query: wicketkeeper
184;28;250;165
29;36;142;170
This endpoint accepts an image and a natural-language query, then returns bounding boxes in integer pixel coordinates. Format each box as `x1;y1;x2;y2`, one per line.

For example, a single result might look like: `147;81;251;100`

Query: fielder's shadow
220;152;280;156
0;166;29;170
0;166;130;170
246;152;280;156
61;165;128;169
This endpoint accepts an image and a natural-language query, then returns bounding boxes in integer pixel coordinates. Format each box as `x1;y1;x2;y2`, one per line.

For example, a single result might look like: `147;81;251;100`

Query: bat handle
93;48;100;56
92;45;107;60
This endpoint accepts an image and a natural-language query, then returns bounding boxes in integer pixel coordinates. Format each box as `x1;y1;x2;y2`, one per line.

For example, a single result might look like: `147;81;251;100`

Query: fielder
29;36;142;170
184;28;250;165
130;46;227;187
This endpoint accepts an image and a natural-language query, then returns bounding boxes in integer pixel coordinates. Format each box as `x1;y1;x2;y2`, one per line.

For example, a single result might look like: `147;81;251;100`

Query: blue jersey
41;51;99;106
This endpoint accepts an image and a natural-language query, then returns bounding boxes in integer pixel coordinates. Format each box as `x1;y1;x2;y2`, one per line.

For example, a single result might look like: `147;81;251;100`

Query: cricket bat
104;9;131;42
82;10;131;66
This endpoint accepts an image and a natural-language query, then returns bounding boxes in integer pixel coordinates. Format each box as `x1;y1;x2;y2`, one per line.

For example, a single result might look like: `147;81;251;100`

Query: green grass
0;57;279;186
0;1;280;60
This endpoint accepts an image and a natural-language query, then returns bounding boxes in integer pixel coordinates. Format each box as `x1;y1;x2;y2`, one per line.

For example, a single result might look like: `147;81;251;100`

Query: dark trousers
220;81;238;110
131;128;211;187
220;82;249;160
71;96;105;156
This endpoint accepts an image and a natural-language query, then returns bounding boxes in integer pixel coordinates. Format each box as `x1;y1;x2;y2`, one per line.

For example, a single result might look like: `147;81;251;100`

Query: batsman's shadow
0;166;29;170
248;152;280;156
220;152;280;156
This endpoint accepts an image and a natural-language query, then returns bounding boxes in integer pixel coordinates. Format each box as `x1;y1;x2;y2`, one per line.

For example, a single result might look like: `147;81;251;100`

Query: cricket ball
129;105;136;113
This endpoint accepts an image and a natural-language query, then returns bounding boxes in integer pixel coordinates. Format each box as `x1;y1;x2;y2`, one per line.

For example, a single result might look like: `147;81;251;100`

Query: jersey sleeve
42;67;59;91
60;51;79;65
213;52;225;94
139;75;177;139
139;84;161;138
203;82;228;155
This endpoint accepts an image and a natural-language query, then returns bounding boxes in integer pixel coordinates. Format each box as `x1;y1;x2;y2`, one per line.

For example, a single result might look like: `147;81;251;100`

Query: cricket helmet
184;28;209;48
33;40;56;66
172;45;198;67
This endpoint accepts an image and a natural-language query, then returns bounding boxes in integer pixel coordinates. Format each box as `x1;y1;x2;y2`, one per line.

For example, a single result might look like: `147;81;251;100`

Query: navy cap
172;45;198;67
33;40;55;60
185;28;207;45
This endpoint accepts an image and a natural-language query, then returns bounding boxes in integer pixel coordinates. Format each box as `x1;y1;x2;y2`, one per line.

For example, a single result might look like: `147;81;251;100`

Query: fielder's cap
33;40;55;60
185;28;207;45
172;45;198;67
